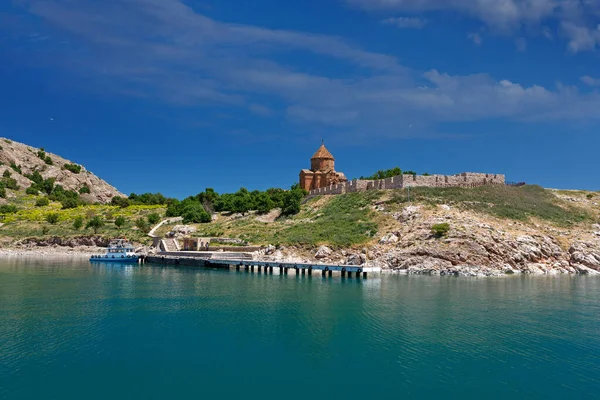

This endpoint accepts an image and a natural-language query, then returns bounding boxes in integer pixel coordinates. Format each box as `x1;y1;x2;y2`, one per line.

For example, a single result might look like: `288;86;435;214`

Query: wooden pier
145;252;380;279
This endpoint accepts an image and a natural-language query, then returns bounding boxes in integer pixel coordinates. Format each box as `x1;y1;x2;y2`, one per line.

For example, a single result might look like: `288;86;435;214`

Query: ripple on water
1;261;599;399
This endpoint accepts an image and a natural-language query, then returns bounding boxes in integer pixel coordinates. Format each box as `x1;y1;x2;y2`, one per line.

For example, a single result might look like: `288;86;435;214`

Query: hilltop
0;137;124;204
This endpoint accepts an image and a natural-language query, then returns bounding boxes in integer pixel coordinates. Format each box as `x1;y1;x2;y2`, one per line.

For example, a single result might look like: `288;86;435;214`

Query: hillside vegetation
1;176;598;251
154;185;599;248
0;137;124;203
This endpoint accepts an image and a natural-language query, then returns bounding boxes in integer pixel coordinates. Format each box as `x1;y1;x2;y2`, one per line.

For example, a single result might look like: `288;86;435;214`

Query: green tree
114;216;126;230
255;192;275;214
282;188;304;216
147;213;161;225
181;201;211;223
73;216;83;230
111;196;130;208
232;188;252;215
86;216;105;234
2;170;10;178
46;213;59;224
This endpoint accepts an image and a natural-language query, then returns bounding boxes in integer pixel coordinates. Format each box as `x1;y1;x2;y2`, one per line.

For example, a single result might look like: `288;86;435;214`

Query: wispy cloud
4;0;600;141
467;32;483;45
381;17;427;29
581;76;600;87
346;0;600;52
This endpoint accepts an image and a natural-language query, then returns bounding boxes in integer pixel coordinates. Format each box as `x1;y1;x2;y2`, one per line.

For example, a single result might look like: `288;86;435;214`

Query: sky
1;0;600;198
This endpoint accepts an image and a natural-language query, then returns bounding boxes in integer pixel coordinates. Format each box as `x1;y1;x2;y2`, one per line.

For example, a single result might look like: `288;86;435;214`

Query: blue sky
1;0;600;197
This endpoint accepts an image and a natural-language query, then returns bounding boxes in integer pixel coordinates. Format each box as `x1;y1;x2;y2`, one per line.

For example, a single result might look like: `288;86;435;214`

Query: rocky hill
0;137;124;203
164;185;600;276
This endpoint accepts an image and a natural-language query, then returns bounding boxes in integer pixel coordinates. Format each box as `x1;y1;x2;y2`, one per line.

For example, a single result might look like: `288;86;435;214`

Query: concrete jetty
145;251;380;279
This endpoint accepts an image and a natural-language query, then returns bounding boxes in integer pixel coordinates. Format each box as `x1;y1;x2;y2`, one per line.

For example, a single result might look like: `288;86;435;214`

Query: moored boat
90;238;139;263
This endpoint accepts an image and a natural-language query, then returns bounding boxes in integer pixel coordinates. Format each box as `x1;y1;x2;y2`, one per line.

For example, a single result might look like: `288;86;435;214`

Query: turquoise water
1;258;600;399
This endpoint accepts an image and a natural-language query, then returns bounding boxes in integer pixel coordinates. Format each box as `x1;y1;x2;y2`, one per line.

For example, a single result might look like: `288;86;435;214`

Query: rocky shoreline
254;204;600;277
5;202;600;277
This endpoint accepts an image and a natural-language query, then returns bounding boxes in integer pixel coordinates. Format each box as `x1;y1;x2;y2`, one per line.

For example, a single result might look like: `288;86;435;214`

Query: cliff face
0;138;124;203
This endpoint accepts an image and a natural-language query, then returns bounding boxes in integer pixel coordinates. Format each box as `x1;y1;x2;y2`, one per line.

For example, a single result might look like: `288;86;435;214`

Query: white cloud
381;17;427;29
561;22;600;52
346;0;600;52
515;37;527;51
5;0;600;140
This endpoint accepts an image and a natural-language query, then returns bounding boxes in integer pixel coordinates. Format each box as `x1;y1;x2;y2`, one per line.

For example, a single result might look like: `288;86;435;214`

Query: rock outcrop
0;137;124;203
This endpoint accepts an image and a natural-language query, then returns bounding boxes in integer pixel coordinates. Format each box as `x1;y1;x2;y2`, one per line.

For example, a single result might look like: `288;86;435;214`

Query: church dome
311;143;334;160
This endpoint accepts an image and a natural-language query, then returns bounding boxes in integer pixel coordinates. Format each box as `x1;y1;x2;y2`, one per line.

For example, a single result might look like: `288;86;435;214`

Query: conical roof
311;143;334;160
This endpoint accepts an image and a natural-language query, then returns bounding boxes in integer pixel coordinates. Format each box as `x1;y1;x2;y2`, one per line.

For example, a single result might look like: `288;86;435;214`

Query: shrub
42;226;49;235
64;163;82;173
46;213;60;224
86;216;105;234
115;216;126;229
9;163;21;174
135;217;149;233
2;170;10;178
431;223;450;238
79;185;91;194
35;197;49;207
0;187;5;198
26;186;39;195
587;193;594;199
61;197;79;209
0;204;18;214
2;177;18;190
147;213;161;225
73;216;83;230
360;167;402;180
44;156;53;165
3;139;12;144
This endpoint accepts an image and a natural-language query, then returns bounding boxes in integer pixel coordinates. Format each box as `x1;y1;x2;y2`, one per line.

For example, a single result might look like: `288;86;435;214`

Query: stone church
299;143;348;191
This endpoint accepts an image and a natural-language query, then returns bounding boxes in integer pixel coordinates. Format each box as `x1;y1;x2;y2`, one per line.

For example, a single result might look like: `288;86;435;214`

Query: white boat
90;238;139;263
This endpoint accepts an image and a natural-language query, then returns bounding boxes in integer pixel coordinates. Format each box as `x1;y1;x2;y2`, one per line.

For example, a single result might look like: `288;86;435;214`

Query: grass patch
275;191;381;247
389;185;591;227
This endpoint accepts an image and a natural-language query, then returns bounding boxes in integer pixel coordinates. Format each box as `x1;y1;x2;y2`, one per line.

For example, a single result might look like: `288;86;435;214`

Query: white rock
315;245;332;259
400;205;421;221
264;244;276;255
379;233;399;245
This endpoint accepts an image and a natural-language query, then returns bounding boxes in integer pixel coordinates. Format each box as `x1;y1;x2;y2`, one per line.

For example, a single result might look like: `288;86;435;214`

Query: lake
1;257;599;399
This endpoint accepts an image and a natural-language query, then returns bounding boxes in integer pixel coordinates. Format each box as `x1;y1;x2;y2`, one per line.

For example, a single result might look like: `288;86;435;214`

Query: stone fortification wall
308;173;505;196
